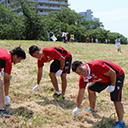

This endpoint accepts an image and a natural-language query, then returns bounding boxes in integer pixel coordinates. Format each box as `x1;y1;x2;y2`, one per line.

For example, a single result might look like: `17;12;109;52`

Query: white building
79;9;99;22
0;0;69;15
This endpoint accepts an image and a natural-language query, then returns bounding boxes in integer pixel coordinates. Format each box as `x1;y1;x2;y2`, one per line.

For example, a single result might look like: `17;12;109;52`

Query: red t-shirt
0;48;12;75
38;46;71;68
79;60;124;89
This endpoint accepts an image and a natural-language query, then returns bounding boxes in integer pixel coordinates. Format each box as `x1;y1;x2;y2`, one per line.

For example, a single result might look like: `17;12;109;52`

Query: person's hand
107;85;115;93
32;84;39;91
1;70;4;77
5;95;11;105
56;70;63;75
72;107;79;116
10;75;12;80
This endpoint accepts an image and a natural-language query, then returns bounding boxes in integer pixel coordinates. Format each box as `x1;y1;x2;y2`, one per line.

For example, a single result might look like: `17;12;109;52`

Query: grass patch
0;40;128;128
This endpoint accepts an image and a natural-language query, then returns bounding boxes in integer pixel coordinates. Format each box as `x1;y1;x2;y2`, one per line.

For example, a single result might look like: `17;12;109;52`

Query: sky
68;0;128;38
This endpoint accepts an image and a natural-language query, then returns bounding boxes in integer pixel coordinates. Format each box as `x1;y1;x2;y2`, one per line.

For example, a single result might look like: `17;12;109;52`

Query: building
0;0;69;15
79;9;100;22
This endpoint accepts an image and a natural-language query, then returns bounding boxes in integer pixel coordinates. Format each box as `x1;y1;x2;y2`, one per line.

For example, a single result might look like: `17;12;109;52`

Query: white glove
1;70;12;80
107;85;115;93
32;84;39;91
10;75;12;80
72;107;79;116
1;70;4;77
5;95;11;105
56;70;63;75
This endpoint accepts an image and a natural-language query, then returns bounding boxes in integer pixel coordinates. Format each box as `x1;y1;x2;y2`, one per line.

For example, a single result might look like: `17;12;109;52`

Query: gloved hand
107;85;115;93
1;70;12;80
32;84;39;91
5;95;11;105
72;107;79;116
1;70;4;77
10;74;12;80
56;70;63;75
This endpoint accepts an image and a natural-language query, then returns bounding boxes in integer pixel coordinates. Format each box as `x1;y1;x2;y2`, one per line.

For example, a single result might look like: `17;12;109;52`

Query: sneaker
57;95;65;102
0;108;12;117
53;92;61;99
114;121;125;128
85;107;96;113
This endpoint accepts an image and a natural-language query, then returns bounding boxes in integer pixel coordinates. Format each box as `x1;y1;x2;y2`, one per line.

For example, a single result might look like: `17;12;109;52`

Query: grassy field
0;40;128;128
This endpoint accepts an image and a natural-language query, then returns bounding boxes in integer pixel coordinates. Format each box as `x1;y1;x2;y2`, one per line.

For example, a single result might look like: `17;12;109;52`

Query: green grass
0;40;128;128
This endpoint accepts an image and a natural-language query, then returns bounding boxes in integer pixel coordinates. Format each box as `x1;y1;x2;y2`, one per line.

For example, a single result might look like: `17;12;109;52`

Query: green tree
17;0;45;40
107;32;127;44
0;4;24;39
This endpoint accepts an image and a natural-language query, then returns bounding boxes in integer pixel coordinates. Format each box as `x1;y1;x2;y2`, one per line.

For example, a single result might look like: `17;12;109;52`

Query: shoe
53;92;65;101
86;108;96;113
57;95;65;102
114;121;125;128
53;92;61;99
0;108;12;117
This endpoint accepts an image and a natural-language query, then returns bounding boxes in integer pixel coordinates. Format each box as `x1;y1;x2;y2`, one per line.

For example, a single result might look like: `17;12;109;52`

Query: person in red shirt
72;60;125;128
0;47;26;117
29;45;72;101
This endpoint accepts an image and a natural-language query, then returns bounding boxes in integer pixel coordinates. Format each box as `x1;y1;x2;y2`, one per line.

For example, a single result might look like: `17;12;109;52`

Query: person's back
0;47;26;117
115;36;122;52
0;48;11;58
115;38;120;44
0;48;12;74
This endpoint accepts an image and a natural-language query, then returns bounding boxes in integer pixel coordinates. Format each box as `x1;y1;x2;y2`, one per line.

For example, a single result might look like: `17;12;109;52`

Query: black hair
10;47;26;59
72;61;83;72
117;36;119;38
29;45;40;56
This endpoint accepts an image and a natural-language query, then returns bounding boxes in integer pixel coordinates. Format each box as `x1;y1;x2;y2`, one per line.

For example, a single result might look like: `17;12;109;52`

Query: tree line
0;0;127;44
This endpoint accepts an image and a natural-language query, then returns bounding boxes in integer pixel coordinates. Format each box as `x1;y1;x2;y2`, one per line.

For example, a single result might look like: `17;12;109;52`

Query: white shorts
116;43;120;49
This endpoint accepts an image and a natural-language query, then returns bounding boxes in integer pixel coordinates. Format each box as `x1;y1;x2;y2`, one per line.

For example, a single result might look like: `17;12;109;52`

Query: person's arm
4;72;11;105
37;67;43;85
76;88;85;108
72;88;85;116
4;72;10;96
32;67;42;91
115;39;117;44
56;55;65;75
103;68;116;86
103;68;116;93
58;55;65;70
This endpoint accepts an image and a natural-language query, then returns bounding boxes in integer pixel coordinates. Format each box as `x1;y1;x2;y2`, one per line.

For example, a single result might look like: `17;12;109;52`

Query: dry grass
0;40;128;128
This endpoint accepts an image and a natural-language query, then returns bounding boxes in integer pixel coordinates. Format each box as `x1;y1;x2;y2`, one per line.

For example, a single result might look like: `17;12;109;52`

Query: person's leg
111;74;125;127
49;60;61;93
60;73;67;96
87;89;96;111
0;79;4;109
113;101;124;121
87;82;109;111
119;47;122;53
49;72;59;92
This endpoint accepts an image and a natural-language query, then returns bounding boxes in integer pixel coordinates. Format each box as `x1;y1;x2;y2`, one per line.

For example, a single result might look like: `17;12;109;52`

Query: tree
0;4;127;43
16;0;45;40
107;32;127;44
0;4;24;39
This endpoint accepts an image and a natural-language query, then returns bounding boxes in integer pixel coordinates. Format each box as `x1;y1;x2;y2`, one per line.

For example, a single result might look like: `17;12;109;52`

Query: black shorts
50;55;72;74
88;73;125;101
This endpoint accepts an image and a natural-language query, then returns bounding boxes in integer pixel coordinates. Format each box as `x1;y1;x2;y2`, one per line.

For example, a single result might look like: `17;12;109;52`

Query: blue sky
68;0;128;38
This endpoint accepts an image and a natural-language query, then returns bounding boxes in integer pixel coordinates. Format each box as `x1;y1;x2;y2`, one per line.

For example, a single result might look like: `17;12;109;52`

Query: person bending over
72;60;125;128
29;45;72;101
